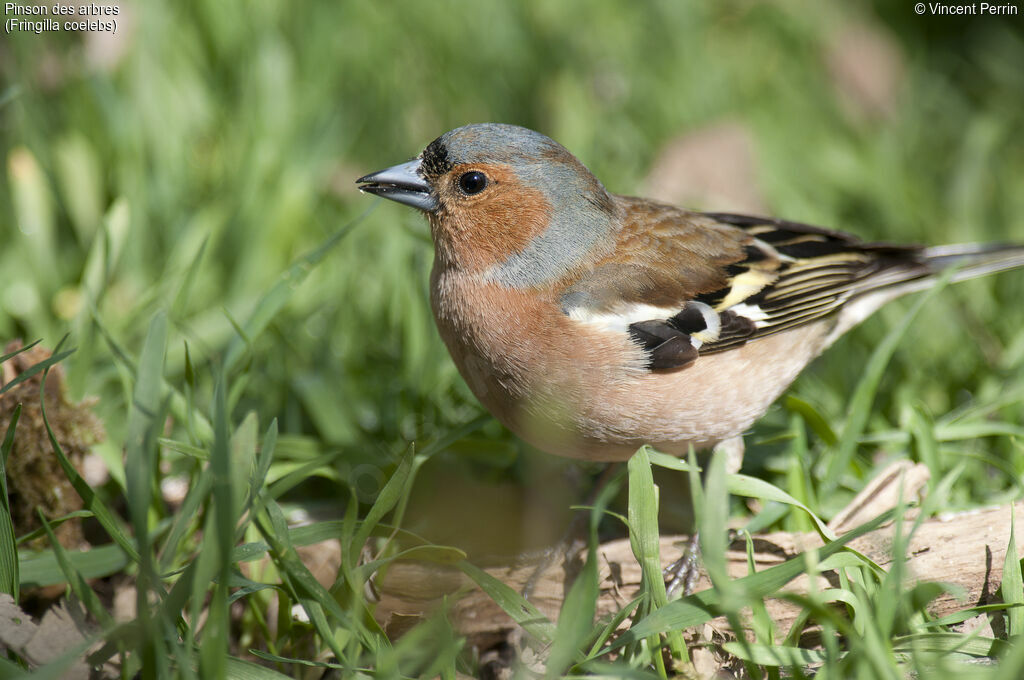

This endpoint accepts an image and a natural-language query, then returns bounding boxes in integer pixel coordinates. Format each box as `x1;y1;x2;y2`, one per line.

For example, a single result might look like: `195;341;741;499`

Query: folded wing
560;200;932;370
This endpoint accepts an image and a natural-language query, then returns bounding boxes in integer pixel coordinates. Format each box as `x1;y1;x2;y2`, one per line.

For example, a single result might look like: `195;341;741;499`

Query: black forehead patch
421;137;453;179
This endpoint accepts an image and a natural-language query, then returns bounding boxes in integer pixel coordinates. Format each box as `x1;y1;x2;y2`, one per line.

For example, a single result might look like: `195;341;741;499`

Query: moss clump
1;341;104;549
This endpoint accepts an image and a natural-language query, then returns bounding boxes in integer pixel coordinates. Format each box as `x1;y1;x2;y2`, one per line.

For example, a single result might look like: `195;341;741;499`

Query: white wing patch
566;299;746;350
566;303;679;333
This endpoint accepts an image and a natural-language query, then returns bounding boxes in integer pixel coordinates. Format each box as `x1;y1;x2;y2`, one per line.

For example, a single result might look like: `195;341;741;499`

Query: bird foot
664;531;701;598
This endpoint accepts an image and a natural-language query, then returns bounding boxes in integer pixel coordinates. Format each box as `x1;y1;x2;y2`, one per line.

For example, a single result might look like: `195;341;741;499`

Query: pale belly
460;326;830;460
431;269;834;461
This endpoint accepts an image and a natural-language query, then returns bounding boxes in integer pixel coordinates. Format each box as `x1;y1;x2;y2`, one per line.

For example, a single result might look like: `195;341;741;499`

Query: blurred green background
2;0;1023;549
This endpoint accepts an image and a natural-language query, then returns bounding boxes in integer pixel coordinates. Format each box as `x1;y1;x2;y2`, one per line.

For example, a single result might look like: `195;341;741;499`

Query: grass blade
0;339;41;365
628;447;669;617
199;374;236;679
627;446;687;666
230;412;259;518
38;341;139;562
0;404;21;598
650;446;834;539
785;395;838;447
125;313;167;547
124;311;169;677
248;419;278;515
0;346;75;398
1003;507;1024;637
350;445;414;561
722;641;828;666
728;473;835;541
458;560;556;644
19;542;129;588
37;513;112;627
224;655;298;679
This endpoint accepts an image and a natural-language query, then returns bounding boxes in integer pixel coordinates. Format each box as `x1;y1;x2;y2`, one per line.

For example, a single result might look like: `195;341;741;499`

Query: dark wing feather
695;213;928;353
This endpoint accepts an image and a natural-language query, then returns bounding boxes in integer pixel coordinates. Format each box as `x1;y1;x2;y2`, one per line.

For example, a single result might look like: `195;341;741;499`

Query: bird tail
922;242;1024;282
852;242;1024;301
828;242;1024;343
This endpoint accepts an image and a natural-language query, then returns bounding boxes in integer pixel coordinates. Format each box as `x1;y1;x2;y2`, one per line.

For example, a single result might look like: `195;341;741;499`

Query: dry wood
373;463;1020;648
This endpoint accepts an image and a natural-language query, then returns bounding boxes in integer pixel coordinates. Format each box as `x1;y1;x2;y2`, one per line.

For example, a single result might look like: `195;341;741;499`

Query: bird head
357;124;617;285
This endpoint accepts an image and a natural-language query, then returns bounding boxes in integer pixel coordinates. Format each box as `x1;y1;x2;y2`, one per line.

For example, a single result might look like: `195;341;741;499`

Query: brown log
373;463;1020;649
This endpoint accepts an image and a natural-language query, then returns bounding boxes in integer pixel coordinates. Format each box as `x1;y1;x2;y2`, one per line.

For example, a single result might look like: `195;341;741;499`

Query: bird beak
356;158;439;212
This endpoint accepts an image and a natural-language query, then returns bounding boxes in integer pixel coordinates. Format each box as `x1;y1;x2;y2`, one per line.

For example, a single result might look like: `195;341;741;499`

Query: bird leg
664;435;745;597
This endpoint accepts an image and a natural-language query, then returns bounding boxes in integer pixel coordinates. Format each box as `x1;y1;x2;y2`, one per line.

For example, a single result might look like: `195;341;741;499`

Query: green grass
2;0;1024;677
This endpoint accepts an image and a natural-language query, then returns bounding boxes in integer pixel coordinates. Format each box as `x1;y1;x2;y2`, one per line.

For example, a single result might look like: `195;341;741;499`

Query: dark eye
458;171;488;195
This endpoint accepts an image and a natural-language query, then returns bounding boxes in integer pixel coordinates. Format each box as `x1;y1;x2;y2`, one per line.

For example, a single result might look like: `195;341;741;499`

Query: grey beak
356;158;438;212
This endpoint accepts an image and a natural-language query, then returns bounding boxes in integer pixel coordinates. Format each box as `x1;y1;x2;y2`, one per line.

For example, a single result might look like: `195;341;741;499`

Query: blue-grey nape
484;177;617;289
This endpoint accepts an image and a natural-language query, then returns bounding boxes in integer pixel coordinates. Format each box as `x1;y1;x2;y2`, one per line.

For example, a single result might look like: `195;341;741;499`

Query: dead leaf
0;593;91;679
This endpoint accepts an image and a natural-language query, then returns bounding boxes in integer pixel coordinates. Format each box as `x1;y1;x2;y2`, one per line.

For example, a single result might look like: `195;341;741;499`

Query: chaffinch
357;123;1024;462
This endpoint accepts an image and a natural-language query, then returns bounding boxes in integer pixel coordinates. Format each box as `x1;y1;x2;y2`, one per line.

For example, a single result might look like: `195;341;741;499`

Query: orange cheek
431;173;552;272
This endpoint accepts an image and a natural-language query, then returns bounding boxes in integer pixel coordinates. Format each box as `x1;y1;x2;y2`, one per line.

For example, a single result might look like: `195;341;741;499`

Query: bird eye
458;171;488;195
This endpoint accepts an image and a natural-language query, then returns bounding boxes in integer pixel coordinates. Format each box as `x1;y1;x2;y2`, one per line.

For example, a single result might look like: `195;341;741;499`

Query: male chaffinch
357;123;1024;463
